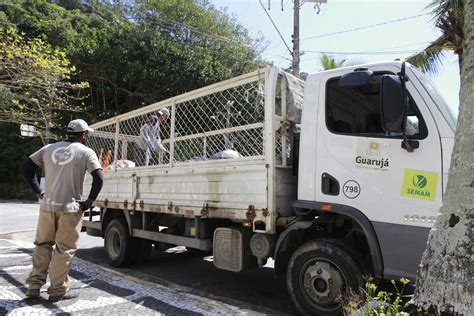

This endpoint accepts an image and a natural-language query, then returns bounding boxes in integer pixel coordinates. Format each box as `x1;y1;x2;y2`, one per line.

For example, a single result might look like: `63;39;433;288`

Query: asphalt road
0;201;298;315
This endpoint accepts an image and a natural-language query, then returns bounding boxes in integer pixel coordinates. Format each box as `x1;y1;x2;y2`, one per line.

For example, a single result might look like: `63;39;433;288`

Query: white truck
82;62;456;315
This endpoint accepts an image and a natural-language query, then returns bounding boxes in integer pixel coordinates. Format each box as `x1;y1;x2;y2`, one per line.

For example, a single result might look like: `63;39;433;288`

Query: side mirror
380;75;406;133
338;69;373;87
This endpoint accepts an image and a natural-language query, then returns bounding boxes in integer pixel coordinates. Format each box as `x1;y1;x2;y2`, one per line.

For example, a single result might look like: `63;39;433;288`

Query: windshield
410;66;457;132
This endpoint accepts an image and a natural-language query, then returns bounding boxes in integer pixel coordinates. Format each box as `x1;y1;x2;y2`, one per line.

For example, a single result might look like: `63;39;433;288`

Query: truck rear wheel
287;239;362;315
104;219;136;267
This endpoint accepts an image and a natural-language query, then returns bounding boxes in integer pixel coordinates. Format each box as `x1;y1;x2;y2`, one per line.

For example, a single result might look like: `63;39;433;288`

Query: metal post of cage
113;119;120;171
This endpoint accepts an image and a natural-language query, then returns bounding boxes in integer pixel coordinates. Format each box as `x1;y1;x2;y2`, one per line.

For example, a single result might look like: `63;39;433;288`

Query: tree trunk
413;1;473;314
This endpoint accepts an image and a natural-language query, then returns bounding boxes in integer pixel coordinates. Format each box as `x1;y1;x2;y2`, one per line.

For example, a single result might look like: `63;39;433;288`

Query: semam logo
401;169;438;201
51;147;75;165
412;175;427;189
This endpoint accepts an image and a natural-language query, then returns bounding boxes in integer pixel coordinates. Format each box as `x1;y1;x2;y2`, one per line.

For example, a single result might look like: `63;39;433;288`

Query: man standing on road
136;108;170;166
22;119;103;302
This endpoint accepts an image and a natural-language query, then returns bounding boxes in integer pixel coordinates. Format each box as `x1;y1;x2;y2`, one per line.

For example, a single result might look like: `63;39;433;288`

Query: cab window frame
324;72;428;140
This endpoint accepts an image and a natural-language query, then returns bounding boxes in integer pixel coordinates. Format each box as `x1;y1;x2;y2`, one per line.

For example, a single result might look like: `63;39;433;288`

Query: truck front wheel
104;219;136;267
287;239;362;315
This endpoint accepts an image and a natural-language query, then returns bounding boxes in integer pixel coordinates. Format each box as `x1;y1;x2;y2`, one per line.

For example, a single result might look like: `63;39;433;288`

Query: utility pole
292;0;300;78
260;0;326;78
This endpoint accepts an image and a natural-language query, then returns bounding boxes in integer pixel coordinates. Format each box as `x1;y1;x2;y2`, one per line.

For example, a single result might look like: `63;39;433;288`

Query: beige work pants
26;209;83;296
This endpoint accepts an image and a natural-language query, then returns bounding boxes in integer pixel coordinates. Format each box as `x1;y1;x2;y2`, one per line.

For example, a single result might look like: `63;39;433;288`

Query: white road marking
10;296;132;315
0;240;267;315
1;265;32;271
0;253;30;258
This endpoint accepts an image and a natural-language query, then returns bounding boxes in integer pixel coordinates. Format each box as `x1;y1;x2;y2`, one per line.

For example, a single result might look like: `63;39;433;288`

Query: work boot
48;293;77;302
26;288;40;299
48;294;64;302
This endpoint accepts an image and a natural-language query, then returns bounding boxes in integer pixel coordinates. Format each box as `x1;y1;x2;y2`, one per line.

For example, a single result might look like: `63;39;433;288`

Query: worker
22;119;103;302
137;108;170;166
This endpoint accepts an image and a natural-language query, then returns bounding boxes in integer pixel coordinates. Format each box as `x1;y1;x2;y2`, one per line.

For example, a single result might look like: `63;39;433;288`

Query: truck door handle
401;140;419;152
321;173;340;196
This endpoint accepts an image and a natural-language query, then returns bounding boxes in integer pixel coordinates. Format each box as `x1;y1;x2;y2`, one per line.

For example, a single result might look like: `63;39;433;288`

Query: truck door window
325;74;427;139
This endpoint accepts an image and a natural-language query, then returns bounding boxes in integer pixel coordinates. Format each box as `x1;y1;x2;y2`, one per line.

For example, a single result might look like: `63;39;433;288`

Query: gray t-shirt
29;141;102;212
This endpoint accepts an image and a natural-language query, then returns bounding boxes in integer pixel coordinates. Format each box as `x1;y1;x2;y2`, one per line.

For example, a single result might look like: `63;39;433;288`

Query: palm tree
406;0;464;74
319;53;347;70
412;0;473;313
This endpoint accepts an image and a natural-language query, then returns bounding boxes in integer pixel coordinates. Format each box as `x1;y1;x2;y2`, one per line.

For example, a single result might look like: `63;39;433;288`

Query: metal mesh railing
86;73;267;169
87;124;117;171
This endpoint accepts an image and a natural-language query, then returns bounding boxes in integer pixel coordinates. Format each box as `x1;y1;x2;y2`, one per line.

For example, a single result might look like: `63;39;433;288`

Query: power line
303;50;419;55
258;0;292;55
302;13;431;41
147;15;254;49
363;41;432;52
300;50;418;61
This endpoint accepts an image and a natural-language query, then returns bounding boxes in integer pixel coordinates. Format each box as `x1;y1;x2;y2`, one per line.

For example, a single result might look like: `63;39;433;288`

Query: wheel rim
299;258;346;312
106;227;121;260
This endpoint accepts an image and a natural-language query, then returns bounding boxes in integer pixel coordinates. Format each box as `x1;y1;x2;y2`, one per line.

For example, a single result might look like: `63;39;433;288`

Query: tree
413;0;473;314
0;0;267;119
406;0;464;74
0;0;268;200
319;53;347;70
0;28;87;138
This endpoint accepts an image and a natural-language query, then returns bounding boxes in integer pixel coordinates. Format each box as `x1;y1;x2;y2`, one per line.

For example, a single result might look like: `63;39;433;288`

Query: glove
79;198;93;211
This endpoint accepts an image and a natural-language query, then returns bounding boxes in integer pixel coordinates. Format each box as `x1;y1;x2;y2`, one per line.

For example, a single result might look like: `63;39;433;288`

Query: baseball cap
67;119;94;133
158;108;170;117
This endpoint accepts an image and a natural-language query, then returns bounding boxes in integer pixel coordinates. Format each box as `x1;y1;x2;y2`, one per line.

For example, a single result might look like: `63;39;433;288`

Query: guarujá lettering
355;156;390;169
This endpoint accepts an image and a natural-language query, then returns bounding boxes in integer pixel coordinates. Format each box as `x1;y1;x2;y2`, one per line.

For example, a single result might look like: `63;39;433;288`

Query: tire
104;219;136;267
287;239;362;316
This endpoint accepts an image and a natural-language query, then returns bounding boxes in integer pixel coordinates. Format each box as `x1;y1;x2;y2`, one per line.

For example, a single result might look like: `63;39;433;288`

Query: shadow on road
76;246;297;314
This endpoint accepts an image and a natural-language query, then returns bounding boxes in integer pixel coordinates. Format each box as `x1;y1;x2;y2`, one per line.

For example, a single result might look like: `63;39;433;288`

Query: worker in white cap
22;119;103;302
137;108;170;166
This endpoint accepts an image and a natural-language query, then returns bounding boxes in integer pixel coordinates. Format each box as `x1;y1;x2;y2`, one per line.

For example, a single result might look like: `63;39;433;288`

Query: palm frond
427;0;463;24
319;53;347;70
406;35;451;75
427;0;464;54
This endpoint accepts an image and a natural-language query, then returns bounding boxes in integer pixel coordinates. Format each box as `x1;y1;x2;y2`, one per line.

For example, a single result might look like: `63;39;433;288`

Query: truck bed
84;68;303;233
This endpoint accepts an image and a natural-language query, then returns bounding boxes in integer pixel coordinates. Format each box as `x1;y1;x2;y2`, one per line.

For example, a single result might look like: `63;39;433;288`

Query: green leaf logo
413;175;428;189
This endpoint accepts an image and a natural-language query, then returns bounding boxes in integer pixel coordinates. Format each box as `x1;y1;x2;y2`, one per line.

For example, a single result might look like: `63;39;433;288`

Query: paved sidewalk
0;239;263;315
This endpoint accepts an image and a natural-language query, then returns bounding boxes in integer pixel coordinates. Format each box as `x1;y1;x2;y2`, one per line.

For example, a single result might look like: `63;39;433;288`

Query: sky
210;0;460;116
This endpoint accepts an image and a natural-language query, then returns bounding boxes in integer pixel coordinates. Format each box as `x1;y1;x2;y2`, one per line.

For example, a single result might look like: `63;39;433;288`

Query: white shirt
137;121;167;152
29;141;102;212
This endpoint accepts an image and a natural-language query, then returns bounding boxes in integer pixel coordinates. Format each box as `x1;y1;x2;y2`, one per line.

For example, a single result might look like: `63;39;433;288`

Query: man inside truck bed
22;119;104;302
136;108;170;166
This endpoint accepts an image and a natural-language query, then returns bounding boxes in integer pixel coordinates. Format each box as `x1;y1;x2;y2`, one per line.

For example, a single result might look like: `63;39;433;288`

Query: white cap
158;108;170;117
67;119;94;133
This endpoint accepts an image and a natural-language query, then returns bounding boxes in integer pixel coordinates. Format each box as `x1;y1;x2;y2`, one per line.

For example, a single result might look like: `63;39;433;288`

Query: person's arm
80;169;103;211
142;124;154;148
153;121;168;153
22;158;43;198
155;139;169;154
80;149;104;211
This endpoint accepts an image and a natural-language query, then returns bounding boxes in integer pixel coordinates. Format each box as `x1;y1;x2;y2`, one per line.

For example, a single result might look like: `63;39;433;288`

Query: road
0;201;298;315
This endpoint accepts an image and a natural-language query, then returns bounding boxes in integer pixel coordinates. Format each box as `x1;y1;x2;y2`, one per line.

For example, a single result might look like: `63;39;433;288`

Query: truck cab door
313;65;443;279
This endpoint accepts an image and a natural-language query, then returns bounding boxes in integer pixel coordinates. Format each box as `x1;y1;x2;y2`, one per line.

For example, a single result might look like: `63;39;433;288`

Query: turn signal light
242;221;252;227
321;203;333;212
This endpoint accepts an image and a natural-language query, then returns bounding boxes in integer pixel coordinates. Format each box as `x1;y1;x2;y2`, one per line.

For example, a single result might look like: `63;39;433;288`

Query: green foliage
0;0;266;199
0;27;88;134
406;0;463;74
0;0;267;122
0;122;42;200
320;53;347;70
342;278;412;316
